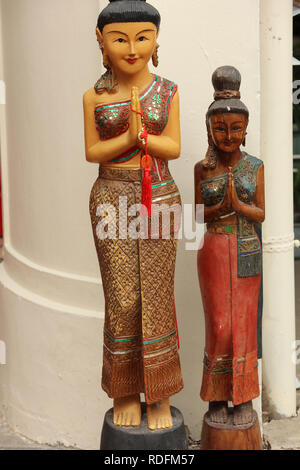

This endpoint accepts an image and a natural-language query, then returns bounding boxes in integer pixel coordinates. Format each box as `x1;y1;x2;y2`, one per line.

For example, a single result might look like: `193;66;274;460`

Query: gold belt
207;223;238;234
98;165;143;182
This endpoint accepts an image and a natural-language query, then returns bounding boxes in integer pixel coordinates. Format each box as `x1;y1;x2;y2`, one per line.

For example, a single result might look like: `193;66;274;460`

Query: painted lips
127;58;138;64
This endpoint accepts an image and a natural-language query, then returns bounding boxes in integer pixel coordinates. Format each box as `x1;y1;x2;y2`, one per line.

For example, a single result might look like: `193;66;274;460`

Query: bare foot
147;398;172;430
113;394;141;427
233;400;253;426
209;401;229;424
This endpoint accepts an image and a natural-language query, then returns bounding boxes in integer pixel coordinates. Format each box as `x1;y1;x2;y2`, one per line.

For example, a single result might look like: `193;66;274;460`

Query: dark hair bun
212;66;241;93
206;65;248;120
109;0;147;2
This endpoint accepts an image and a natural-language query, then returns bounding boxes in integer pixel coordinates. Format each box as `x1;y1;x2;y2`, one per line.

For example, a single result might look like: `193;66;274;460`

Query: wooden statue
194;66;265;450
83;0;183;432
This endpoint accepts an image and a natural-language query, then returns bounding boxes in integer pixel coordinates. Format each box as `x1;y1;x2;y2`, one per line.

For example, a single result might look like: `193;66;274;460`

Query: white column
0;0;110;449
260;0;296;418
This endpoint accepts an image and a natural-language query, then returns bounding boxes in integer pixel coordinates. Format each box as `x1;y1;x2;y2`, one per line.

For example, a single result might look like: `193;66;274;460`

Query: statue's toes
123;412;130;426
131;413;140;427
113;412;121;426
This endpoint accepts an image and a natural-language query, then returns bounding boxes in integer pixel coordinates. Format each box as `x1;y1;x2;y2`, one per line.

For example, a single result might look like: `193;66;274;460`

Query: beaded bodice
93;74;178;179
201;152;263;278
94;75;177;141
201;153;263;207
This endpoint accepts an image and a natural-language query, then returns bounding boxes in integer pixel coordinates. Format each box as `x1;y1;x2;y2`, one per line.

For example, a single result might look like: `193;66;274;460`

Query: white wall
0;0;260;448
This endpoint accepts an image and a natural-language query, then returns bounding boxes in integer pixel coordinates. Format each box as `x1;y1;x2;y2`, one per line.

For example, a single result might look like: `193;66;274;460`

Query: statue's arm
232;164;265;223
194;162;225;223
83;89;136;164
146;91;181;161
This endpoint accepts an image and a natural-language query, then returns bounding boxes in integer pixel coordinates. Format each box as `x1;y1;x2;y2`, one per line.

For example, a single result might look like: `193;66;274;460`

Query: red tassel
141;166;152;217
130;108;153;217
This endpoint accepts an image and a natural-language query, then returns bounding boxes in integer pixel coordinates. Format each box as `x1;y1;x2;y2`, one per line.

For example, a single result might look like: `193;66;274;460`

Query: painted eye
215;127;226;132
117;38;125;43
138;36;147;42
232;126;242;131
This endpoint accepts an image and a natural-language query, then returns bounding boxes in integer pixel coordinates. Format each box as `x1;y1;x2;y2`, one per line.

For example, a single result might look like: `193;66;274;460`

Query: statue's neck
217;148;242;169
114;65;153;96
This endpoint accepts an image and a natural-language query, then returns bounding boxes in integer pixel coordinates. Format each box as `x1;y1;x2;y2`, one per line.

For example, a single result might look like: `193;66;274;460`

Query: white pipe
260;0;296;418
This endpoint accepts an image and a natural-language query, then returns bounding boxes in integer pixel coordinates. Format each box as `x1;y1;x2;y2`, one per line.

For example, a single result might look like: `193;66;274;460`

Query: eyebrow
136;29;156;35
107;31;128;36
106;29;155;37
214;121;243;125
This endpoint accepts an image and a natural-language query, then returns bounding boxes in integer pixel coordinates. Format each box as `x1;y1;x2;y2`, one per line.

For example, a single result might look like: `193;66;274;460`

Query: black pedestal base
100;404;188;450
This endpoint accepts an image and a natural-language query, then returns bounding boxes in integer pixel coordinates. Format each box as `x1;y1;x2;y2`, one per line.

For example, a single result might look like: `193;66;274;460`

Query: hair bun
212;66;241;93
109;0;147;2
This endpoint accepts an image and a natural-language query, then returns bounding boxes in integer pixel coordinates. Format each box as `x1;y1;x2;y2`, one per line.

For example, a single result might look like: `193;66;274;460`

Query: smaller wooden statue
194;66;265;450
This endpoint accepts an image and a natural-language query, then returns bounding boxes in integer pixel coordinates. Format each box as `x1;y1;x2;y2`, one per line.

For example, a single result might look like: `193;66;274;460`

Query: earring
205;143;218;169
152;44;159;68
98;42;110;69
242;132;247;147
203;129;217;169
102;51;110;70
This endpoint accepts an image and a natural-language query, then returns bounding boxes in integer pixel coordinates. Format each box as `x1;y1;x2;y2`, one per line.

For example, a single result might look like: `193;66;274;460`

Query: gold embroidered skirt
89;166;183;404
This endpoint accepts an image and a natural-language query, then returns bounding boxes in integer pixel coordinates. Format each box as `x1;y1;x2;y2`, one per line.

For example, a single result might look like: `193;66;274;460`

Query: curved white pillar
0;0;262;447
260;0;296;418
0;0;111;449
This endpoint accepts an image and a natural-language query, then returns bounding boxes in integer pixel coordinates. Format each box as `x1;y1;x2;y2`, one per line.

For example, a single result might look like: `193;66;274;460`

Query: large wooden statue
83;0;183;432
194;66;265;450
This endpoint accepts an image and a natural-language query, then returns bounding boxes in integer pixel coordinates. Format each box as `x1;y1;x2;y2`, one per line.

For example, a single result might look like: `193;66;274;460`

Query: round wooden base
100;404;188;450
201;409;262;450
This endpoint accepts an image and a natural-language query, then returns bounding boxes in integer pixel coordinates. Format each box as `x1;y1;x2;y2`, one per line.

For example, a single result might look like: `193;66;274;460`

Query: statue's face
100;22;157;76
209;113;248;153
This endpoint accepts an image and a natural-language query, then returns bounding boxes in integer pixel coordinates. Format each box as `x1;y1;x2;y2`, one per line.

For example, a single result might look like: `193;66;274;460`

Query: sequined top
93;75;178;183
94;75;177;140
201;152;262;207
201;152;263;278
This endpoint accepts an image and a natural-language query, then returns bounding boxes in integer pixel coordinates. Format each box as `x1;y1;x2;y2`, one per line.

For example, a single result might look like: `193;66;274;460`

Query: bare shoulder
194;160;207;180
194;161;202;172
83;87;97;106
